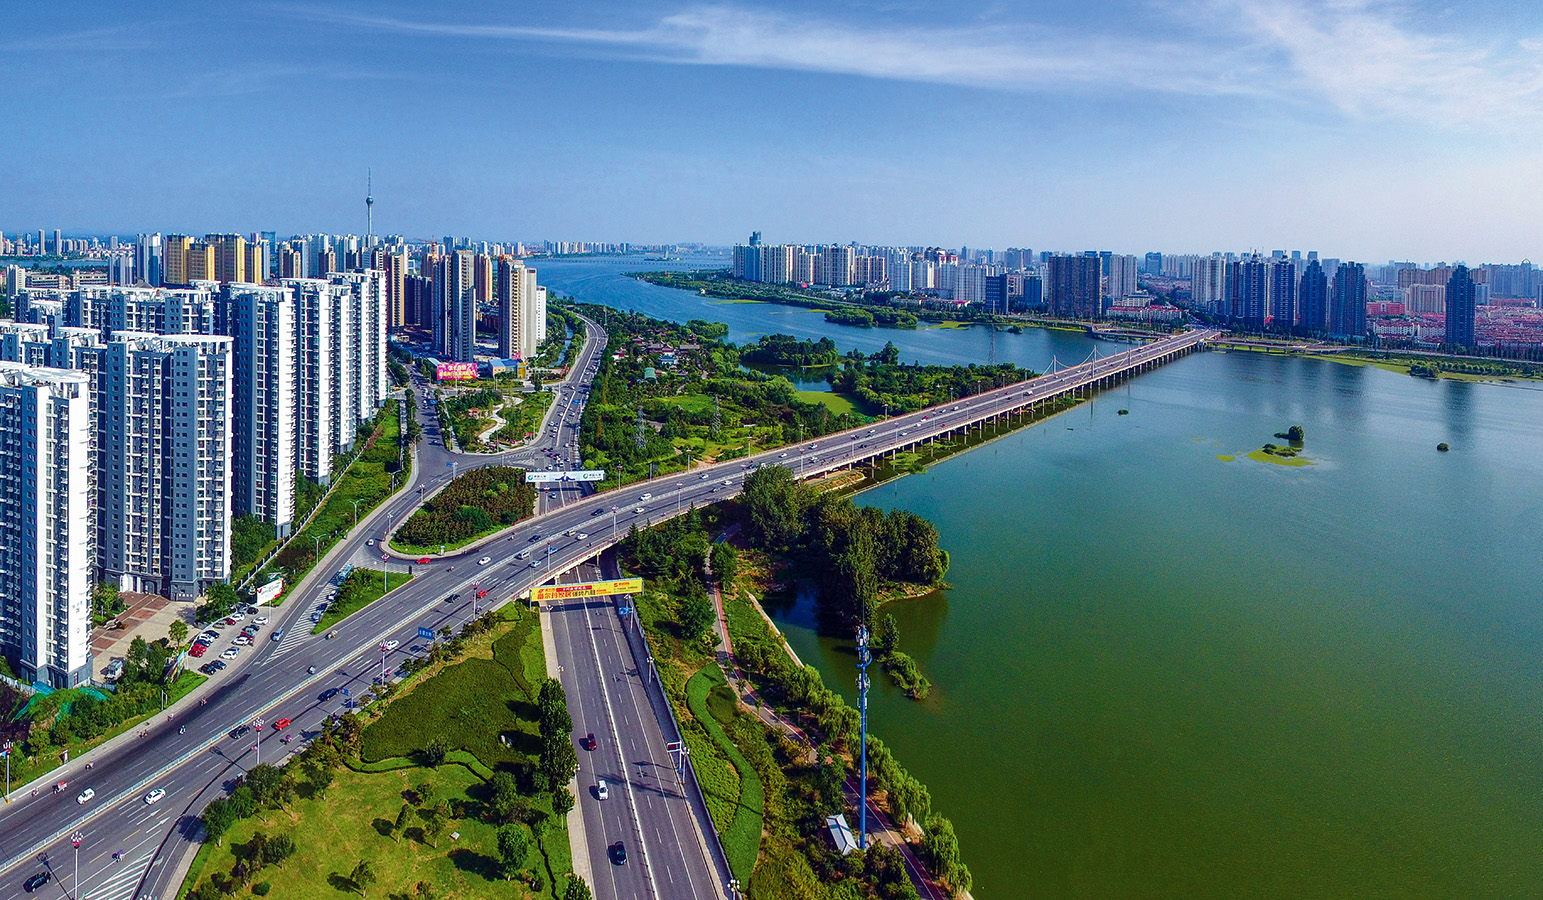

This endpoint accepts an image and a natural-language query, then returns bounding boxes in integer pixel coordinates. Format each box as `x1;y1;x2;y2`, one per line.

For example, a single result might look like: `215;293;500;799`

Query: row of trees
618;508;723;642
740;333;841;368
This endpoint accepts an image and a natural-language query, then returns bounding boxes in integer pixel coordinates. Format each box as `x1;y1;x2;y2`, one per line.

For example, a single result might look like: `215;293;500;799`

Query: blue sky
4;1;1542;261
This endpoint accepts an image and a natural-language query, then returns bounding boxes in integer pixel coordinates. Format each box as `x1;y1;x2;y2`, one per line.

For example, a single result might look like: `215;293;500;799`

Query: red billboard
436;361;478;381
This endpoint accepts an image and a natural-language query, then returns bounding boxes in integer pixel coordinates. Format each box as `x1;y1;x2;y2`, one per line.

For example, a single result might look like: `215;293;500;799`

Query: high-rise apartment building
1268;258;1298;329
1297;259;1328;334
187;241;215;283
432;251;476;362
817;246;856;287
1192;255;1228;314
1046;254;1104;318
99;333;232;601
283;273;388;484
1445;265;1476;350
0;363;95;687
1329;262;1367;338
1229;254;1269;330
1106;254;1138;300
162;234;193;286
1403;283;1446;315
225;284;297;536
209;234;247;283
496;258;542;360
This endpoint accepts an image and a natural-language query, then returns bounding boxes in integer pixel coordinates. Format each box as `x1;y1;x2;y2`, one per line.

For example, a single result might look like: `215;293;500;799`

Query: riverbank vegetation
182;606;584;900
572;304;1029;492
618;498;972;898
391;466;536;555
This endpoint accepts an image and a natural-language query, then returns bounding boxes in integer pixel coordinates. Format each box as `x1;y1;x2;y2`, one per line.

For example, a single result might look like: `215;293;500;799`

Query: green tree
709;541;738;587
563;876;594;900
394;803;414;843
424;808;448;847
350;860;377;897
537;678;573;737
875;613;900;656
740;465;810;548
244;764;285;808
487;771;527;824
414;780;439;808
922;815;963;890
552;784;575;816
1287;424;1305;442
678;592;715;641
423;733;449;767
263;833;295;868
496;825;529;881
168;618;189;645
202;797;236;846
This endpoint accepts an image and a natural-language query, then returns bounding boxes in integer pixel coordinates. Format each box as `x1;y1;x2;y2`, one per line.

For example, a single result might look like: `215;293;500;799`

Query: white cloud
297;2;1543;128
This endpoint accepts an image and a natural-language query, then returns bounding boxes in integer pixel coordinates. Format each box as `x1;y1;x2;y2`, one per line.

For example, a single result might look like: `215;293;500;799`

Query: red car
272;718;292;731
417;557;430;565
189;645;207;657
581;733;596;751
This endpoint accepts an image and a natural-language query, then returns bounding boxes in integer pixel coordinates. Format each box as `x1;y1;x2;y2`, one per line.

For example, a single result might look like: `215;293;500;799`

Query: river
542;255;1543;899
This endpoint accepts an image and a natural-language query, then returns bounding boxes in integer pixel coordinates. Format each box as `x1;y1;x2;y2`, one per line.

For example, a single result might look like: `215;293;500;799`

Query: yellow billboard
532;578;643;603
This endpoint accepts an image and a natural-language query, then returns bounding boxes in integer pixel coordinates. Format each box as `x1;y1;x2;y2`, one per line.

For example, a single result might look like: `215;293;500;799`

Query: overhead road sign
532;578;644;603
525;470;605;484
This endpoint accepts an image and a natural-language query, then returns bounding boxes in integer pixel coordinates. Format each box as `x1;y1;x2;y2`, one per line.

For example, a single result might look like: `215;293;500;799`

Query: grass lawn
1247;448;1315;467
181;606;572;900
653;393;717;415
793;390;860;417
312;569;414;634
181;762;568;900
361;613;543;768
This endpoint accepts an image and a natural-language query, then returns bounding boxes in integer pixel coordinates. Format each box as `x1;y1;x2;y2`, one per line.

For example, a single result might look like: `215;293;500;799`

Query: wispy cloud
0;25;149;53
294;2;1543;127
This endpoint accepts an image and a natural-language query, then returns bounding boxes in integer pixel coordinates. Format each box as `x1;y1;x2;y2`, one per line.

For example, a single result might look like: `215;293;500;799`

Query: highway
0;325;1213;900
550;559;724;899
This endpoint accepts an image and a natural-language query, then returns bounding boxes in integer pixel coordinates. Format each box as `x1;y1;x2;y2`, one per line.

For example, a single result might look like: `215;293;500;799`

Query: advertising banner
254;578;283;606
524;470;606;483
435;361;478;381
532;578;644;603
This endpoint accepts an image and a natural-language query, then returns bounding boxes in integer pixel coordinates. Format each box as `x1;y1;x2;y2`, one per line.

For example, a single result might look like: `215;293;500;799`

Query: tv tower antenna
365;169;375;239
855;622;872;850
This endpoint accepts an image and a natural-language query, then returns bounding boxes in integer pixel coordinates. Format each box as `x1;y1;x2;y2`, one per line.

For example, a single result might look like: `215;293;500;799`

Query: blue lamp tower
855;622;871;849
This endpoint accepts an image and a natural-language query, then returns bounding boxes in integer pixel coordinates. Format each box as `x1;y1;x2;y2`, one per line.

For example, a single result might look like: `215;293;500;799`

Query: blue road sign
417;626;435;641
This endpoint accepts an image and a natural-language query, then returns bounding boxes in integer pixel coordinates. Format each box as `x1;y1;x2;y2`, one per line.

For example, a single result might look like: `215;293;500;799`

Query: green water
767;350;1543;899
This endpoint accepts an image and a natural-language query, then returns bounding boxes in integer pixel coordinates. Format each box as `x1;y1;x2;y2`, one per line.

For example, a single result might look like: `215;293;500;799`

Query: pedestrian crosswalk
265;622;314;661
92;852;154;900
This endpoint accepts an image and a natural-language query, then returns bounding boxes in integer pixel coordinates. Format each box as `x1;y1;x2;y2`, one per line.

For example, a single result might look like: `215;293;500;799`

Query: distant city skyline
5;2;1543;260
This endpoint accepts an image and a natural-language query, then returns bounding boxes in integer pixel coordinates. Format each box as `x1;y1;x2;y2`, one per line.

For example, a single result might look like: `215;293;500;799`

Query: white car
222;647;240;659
478;556;491;566
383;640;400;650
639;493;652;501
530;560;542;569
723;479;733;486
144;788;166;805
596;779;609;801
254;615;269;625
77;788;95;804
634;507;645;514
234;636;252;646
366;539;374;547
576;532;589;540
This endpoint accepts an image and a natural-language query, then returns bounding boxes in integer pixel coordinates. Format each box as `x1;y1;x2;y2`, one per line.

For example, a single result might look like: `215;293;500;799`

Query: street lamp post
253;717;263;767
675;483;683;515
312;534;322;562
350;498;363;526
611;506;618;539
2;739;11;804
71;830;83;900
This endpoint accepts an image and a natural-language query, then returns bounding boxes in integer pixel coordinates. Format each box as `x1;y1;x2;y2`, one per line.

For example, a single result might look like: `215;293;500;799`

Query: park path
475;400;507;445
